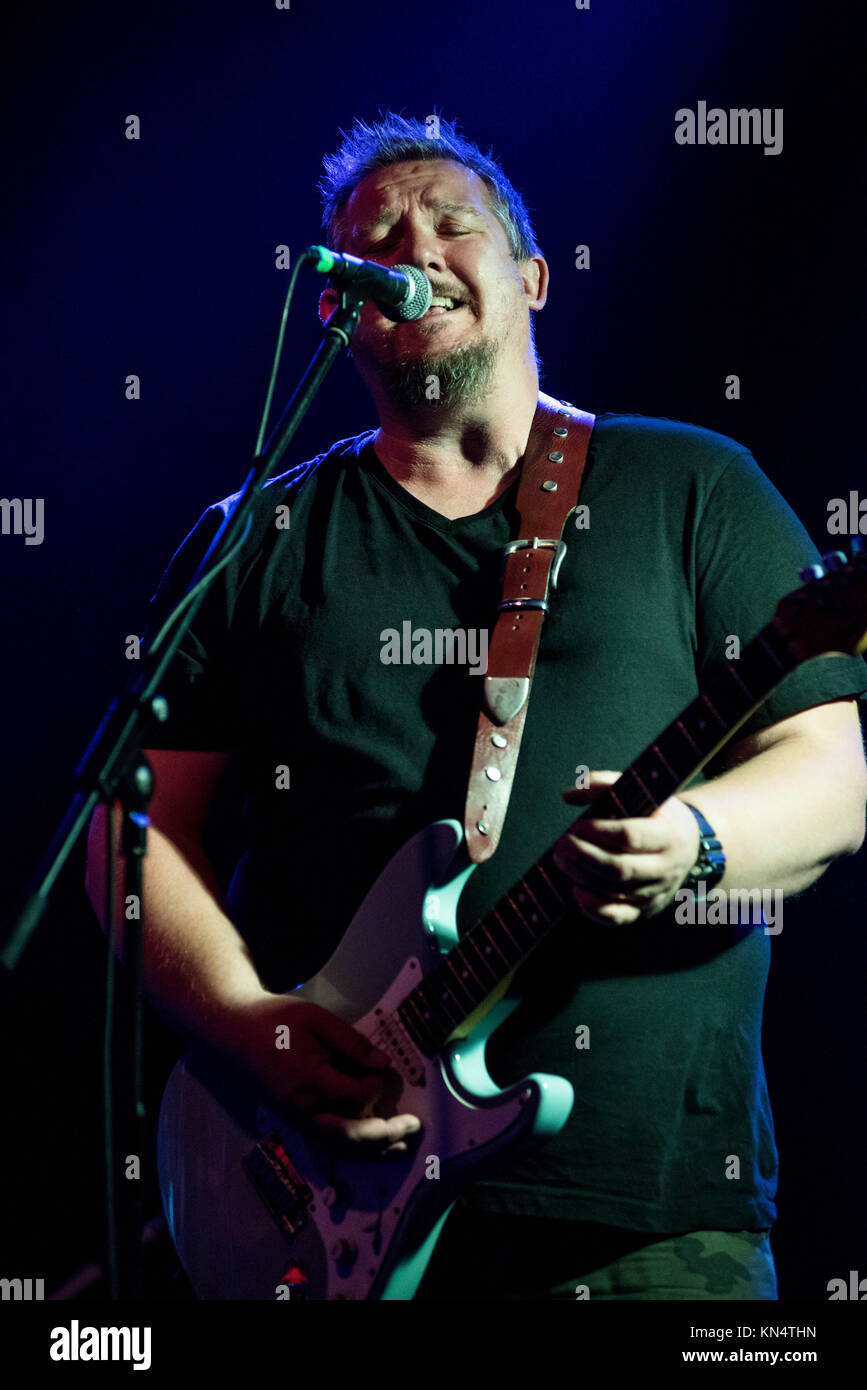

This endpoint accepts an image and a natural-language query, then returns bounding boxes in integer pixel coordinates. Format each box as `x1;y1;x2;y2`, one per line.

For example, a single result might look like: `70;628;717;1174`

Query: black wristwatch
681;803;726;889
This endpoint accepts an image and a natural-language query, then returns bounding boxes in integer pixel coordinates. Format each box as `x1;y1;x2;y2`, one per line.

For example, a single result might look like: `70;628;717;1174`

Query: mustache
427;281;475;311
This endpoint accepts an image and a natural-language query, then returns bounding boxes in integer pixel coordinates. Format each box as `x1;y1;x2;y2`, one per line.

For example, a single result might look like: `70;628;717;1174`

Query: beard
363;333;502;412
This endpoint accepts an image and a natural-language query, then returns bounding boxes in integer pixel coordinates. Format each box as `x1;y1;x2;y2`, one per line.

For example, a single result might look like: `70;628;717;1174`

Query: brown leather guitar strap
464;392;595;863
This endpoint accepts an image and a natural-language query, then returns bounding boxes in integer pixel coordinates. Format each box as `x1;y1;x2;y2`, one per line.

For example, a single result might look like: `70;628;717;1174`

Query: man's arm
554;699;867;922
85;750;265;1055
678;698;867;891
85;748;419;1146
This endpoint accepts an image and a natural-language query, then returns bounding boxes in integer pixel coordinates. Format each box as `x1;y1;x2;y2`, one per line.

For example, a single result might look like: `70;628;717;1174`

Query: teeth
430;296;457;309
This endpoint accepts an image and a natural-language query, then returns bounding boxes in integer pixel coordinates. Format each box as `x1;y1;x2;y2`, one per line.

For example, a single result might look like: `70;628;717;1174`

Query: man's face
320;159;546;411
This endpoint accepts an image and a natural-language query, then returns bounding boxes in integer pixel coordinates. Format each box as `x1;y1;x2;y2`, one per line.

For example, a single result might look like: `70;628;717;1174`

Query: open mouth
423;298;467;318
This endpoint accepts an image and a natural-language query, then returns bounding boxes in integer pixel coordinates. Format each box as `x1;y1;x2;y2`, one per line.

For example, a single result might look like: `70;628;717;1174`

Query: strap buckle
499;536;569;593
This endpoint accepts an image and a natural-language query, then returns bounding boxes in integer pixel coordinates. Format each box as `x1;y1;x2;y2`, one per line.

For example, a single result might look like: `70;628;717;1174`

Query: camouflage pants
414;1203;778;1300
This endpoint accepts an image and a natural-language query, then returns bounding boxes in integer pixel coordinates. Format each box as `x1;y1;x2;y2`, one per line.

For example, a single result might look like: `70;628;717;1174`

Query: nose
398;221;448;277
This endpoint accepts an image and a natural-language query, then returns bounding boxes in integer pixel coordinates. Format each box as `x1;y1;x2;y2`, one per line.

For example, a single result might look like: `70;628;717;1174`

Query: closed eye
362;226;474;254
360;238;399;256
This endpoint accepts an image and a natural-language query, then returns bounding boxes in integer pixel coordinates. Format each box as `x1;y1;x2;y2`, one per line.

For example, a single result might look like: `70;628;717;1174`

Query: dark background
1;0;864;1302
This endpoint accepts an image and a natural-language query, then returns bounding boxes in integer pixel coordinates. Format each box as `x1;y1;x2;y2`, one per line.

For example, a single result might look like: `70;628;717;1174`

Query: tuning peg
799;563;825;583
821;550;848;570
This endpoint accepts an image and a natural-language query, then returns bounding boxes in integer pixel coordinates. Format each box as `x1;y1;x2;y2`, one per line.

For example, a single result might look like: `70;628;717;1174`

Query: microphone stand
1;284;365;1298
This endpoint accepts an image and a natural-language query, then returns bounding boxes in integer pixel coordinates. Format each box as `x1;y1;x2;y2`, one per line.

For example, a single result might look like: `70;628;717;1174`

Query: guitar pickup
243;1133;314;1239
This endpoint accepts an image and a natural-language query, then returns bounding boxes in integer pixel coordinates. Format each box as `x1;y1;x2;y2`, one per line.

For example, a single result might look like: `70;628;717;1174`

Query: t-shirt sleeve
141;503;242;752
693;448;867;750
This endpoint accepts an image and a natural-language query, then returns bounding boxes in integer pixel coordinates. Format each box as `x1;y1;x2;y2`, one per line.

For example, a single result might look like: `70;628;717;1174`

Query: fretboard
398;621;794;1054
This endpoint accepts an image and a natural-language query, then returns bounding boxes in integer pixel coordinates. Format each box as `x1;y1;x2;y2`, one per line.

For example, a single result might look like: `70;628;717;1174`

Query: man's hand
231;996;422;1154
553;770;701;924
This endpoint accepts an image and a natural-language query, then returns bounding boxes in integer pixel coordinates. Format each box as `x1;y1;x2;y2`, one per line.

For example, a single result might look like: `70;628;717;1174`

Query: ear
521;254;548;311
319;287;339;324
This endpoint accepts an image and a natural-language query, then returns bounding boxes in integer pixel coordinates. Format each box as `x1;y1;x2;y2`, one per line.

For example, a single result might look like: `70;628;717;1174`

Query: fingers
310;1008;392;1073
553;832;668;919
560;809;671;856
563;772;669;855
311;1110;423;1152
563;769;622;803
554;835;666;888
568;883;643;926
556;771;670;922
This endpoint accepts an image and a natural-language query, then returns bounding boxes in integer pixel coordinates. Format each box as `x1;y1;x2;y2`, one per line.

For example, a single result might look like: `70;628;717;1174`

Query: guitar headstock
773;539;867;661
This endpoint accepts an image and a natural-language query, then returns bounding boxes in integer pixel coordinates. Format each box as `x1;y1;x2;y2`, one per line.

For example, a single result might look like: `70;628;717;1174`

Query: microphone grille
387;265;433;322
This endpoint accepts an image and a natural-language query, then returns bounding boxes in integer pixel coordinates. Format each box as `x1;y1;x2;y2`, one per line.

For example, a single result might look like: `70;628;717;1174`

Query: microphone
303;245;433;321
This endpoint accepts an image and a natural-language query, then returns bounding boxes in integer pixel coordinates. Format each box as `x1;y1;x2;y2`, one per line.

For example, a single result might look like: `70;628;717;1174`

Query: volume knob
798;564;825;583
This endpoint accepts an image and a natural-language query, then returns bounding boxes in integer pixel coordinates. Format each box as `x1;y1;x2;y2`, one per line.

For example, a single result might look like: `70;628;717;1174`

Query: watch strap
681;801;726;886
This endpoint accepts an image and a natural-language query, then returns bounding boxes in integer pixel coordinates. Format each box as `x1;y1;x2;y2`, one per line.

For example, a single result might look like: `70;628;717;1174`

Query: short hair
318;111;541;262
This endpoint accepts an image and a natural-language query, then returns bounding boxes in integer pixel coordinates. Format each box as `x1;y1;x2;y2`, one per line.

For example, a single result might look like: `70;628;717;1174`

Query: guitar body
157;819;575;1300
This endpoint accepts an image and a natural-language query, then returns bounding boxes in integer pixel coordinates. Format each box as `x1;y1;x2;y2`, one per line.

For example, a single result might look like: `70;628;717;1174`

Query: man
87;113;867;1300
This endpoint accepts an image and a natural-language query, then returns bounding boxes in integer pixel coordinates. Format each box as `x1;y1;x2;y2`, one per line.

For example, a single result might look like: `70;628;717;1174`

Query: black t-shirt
144;410;867;1233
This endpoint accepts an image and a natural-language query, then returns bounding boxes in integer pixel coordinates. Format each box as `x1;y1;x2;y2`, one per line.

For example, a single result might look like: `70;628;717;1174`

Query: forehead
342;160;498;237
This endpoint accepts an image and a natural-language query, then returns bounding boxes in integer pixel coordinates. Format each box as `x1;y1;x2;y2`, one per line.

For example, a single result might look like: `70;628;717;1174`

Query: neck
372;369;540;492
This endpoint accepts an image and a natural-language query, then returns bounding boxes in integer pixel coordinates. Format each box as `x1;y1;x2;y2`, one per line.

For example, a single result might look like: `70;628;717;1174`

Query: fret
722;663;756;700
755;627;792;674
476;919;512;969
605;784;632;816
433;980;465;1025
417;975;462;1029
499;893;538;943
401;989;433;1033
463;929;502;986
532;859;568;914
697;678;744;727
461;945;489;1000
631;749;679;806
488;907;523;956
541;855;572;902
451;941;489;995
595;794;624;823
650;742;678;780
398;993;438;1054
443;953;481;1010
615;767;658;817
506;888;533;929
516;877;548;929
738;634;793;697
654;724;688;769
698;690;729;728
675;717;703;755
411;981;456;1035
630;767;655;804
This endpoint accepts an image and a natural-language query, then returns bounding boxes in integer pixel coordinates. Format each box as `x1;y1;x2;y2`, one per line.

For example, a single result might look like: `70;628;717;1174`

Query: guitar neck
398;621;795;1054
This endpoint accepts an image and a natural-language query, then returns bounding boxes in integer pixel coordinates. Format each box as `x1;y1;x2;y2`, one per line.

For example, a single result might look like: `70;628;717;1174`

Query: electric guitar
157;543;867;1299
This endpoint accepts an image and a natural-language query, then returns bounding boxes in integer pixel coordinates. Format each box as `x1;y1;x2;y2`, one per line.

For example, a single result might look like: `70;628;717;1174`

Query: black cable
254;256;306;457
148;253;305;659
